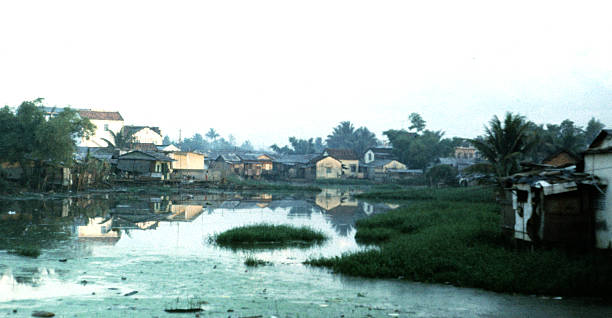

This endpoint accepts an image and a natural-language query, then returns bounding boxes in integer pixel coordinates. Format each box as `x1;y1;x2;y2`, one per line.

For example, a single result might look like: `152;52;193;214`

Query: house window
104;124;109;131
326;167;332;174
350;164;356;172
368;153;373;161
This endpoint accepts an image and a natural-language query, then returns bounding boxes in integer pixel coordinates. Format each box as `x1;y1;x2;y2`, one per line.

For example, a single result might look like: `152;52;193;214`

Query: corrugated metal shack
502;164;603;248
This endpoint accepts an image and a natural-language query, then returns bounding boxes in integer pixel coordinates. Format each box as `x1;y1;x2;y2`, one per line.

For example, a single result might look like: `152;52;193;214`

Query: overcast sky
1;1;611;149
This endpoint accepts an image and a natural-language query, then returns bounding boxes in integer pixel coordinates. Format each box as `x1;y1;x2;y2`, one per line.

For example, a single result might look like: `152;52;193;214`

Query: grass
244;255;270;267
224;177;322;192
354;185;495;203
215;224;327;248
9;247;41;258
306;186;612;297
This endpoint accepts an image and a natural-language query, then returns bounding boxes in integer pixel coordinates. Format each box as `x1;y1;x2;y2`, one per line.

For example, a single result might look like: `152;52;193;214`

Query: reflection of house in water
360;202;400;216
77;217;121;245
168;202;204;221
315;188;358;211
269;199;314;218
315;189;362;236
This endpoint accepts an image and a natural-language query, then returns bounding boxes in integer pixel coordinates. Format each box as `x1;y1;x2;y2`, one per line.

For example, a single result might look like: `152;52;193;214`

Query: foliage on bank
308;187;612;297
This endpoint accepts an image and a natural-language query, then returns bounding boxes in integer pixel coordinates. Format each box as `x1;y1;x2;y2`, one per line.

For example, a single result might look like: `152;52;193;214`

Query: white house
123;126;163;145
77;110;124;147
584;129;612;249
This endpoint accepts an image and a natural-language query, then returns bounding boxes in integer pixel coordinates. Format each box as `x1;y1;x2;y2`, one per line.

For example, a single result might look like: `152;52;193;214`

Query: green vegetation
215;224;327;248
308;186;612;296
0;99;95;191
224;177;321;192
355;185;495;203
9;247;41;258
244;255;269;267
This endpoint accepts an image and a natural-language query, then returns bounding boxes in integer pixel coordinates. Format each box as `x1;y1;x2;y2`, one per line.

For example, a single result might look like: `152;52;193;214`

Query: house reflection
77;217;121;245
315;189;363;236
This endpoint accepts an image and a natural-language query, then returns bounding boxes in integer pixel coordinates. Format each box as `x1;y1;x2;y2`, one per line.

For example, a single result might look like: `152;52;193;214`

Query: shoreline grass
306;186;612;297
215;224;327;249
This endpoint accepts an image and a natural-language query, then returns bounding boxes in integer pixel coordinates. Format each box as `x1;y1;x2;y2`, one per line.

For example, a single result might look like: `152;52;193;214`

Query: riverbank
307;186;612;297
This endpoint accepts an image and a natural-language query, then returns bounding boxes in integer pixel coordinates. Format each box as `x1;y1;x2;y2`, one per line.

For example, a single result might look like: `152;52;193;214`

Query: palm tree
102;129;134;150
470;113;534;179
206;128;219;142
326;121;356;150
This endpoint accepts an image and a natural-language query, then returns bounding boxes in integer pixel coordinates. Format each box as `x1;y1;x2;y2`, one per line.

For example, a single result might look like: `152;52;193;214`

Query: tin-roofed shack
117;151;174;180
502;164;603;248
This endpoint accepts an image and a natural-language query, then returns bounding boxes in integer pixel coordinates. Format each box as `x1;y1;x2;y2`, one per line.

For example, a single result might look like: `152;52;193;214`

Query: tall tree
470;112;533;178
206;128;219;142
585;117;605;146
326;121;356;150
408;112;426;132
326;121;378;155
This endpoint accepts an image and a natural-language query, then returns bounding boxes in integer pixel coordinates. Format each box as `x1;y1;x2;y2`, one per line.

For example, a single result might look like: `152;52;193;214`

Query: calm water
1;189;611;317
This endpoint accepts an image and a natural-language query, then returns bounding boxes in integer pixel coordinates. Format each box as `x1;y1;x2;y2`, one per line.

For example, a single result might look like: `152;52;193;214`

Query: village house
122;126;164;145
116;150;174;180
238;153;274;179
208;153;244;180
305;155;343;180
454;146;480;159
322;148;361;178
168;151;206;180
366;159;416;181
363;147;395;164
584;129;612;249
272;154;319;179
543;150;580;168
77;109;124;147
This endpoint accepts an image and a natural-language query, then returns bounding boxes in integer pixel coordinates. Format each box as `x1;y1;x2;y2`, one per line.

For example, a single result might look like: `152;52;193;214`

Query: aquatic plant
9;247;41;258
244;255;269;267
307;186;612;297
215;224;327;248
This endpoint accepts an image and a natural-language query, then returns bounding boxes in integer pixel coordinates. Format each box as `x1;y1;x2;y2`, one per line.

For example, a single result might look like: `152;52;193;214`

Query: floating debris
124;291;138;297
31;311;55;317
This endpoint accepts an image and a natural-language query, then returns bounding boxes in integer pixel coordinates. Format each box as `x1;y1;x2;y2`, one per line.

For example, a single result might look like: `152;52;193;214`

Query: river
1;189;611;317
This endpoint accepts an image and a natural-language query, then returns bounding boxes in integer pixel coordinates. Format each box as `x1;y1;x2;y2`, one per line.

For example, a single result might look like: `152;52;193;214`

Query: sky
1;0;611;149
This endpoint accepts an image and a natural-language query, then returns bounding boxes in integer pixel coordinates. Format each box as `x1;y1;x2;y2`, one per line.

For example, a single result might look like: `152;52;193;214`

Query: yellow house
169;151;206;180
322;148;361;178
306;155;343;179
367;159;407;180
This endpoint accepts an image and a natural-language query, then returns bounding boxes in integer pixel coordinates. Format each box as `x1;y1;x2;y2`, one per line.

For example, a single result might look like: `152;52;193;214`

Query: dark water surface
1;189;611;317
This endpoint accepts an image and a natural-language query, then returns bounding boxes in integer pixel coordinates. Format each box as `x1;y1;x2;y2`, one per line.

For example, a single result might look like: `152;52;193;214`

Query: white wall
80;119;124;147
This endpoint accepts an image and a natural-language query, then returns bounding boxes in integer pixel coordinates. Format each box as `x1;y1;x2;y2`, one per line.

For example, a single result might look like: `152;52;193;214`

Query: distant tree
240;140;254;151
162;135;171;145
326;121;356;150
408;112;426;132
228;134;237;147
270;144;293;155
206;128;219;142
585;117;605;146
470;112;533;178
326;121;378;155
179;133;208;152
